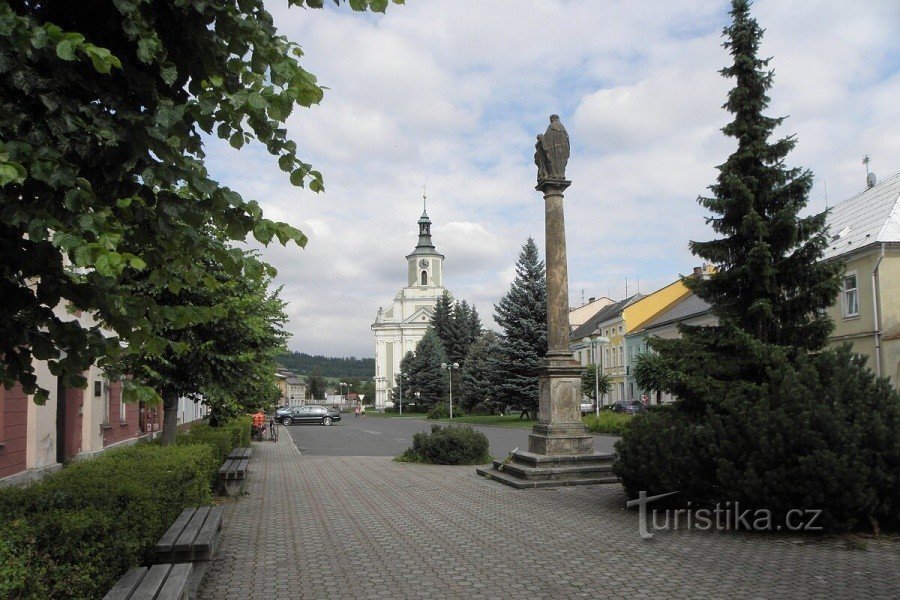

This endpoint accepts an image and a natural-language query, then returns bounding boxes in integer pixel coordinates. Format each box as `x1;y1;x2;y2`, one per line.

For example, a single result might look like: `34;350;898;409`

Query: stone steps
476;466;620;489
477;450;621;488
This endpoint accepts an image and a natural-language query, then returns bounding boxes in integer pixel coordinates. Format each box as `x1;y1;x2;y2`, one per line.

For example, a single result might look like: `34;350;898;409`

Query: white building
372;206;450;407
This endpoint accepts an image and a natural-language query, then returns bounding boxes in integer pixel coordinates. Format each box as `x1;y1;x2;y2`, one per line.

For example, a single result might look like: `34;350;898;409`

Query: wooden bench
155;506;224;563
227;447;252;460
103;563;192;600
218;449;250;496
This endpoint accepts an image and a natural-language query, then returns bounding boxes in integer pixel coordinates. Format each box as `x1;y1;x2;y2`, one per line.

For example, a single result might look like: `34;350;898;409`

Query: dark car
611;400;646;415
278;405;341;426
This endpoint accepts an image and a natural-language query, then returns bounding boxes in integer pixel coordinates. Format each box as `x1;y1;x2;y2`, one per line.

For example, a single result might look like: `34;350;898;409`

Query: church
372;204;451;408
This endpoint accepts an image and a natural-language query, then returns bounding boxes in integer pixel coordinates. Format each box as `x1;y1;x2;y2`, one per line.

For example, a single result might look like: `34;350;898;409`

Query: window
102;381;110;424
421;270;427;286
619;347;624;366
119;386;127;422
605;348;610;366
94;381;102;397
842;273;859;318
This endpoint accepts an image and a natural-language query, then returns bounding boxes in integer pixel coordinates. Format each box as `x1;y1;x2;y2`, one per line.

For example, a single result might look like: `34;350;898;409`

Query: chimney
693;266;702;278
867;172;877;189
588;297;596;303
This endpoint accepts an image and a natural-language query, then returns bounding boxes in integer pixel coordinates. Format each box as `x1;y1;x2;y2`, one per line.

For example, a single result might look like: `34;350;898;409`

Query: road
282;415;619;459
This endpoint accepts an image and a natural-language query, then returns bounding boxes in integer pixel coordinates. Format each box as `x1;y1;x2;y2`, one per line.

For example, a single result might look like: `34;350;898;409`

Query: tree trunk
161;391;179;445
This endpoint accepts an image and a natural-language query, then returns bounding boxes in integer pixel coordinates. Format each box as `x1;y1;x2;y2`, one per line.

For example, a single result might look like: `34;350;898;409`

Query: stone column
527;178;594;456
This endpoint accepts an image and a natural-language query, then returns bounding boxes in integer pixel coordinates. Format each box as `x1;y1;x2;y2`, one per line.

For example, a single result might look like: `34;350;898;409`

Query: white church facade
372;206;450;407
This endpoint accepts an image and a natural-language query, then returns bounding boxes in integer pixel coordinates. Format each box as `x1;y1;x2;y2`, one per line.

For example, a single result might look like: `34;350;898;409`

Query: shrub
176;416;251;478
0;443;215;599
426;403;463;420
614;347;900;532
582;412;634;435
399;425;490;465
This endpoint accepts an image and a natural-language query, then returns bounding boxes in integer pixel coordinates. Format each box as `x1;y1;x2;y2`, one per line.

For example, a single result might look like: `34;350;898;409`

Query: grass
370;409;634;435
582;411;634;435
429;414;536;429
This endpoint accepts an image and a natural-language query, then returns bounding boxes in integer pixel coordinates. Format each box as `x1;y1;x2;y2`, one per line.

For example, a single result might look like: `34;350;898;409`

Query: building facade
823;170;900;388
372;207;450;408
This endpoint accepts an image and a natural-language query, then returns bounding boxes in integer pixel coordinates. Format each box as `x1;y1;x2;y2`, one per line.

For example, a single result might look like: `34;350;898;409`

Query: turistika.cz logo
627;491;824;540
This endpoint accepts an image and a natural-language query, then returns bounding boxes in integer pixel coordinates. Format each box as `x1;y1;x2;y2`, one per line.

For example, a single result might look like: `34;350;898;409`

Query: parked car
278;405;342;426
580;400;596;415
611;400;646;415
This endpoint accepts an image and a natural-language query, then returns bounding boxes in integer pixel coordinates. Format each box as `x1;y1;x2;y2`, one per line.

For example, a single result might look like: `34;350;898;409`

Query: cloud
201;0;900;357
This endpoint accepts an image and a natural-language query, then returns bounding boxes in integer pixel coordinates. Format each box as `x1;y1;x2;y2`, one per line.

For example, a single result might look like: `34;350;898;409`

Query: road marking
360;429;383;435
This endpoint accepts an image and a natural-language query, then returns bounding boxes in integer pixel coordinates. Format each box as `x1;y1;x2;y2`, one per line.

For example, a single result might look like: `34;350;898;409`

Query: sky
204;0;900;359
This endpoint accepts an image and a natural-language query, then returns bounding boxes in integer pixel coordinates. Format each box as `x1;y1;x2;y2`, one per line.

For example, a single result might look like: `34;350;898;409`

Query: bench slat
129;564;172;600
155;563;192;600
218;459;235;476
236;458;249;477
174;506;210;555
155;508;194;554
192;505;224;559
228;447;251;460
102;567;147;600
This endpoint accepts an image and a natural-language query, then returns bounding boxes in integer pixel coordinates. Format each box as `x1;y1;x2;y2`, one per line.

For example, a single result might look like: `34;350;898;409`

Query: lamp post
440;362;460;419
398;373;408;416
339;382;347;405
583;334;610;416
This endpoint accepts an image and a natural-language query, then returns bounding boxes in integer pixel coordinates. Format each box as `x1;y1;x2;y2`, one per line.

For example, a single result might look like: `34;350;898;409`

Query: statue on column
534;114;569;183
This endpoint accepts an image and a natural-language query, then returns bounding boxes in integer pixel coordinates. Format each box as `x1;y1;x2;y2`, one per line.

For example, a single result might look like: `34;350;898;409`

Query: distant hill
277;352;375;379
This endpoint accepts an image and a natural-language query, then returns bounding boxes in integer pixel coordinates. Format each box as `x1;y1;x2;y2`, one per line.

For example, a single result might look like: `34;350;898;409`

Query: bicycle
269;418;278;442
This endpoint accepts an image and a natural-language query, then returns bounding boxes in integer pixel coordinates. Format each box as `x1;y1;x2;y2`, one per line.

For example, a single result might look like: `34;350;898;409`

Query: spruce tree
408;328;449;409
431;292;454;349
688;0;841;349
490;238;547;417
459;331;501;413
635;0;842;412
446;301;470;364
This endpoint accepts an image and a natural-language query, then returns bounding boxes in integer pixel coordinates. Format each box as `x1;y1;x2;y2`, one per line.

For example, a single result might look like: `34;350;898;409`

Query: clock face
419;259;429;268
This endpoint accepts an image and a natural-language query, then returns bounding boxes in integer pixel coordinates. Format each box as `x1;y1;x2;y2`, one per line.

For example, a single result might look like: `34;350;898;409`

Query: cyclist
252;409;266;439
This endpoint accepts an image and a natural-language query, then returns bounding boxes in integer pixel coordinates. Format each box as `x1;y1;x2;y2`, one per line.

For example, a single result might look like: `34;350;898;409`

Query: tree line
277;352;375;379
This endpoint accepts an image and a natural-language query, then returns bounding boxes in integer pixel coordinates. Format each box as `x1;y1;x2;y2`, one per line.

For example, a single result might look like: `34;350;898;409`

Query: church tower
405;206;445;289
371;197;451;408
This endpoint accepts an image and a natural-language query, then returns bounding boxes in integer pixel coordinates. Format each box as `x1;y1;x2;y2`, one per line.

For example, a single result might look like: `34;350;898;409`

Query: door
63;387;83;459
294;406;313;423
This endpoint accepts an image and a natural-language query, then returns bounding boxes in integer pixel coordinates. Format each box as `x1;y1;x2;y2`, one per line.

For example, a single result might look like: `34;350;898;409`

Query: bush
582;412;634;435
176;416;251;480
614;347;900;532
426;403;464;420
0;443;216;599
399;424;490;465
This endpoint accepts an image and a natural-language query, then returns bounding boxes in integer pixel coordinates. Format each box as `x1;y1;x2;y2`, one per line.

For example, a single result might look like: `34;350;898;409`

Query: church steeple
406;191;444;287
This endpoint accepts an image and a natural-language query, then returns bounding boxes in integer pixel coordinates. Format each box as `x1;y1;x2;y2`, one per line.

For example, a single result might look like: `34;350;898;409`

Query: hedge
399;424;490;465
582;412;634;435
176;416;252;481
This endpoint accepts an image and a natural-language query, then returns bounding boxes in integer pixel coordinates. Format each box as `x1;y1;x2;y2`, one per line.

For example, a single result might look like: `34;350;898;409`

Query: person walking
354;404;361;419
360;402;366;419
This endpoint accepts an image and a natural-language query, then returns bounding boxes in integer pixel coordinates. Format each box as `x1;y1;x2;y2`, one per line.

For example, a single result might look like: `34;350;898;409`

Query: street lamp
339;382;347;405
397;372;408;417
440;362;460;419
583;334;610;416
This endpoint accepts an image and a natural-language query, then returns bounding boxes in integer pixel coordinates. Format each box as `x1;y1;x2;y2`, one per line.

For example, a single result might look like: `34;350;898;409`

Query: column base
476;450;619;489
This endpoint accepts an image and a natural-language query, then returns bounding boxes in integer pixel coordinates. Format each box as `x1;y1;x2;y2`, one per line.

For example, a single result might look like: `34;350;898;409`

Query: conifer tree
459;331;500;413
687;0;841;349
490;238;547;417
407;328;449;409
431;292;454;348
635;0;842;411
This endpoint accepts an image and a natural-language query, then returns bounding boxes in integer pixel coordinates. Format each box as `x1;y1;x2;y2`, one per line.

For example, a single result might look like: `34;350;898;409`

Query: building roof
822;170;900;261
570;294;642;342
636;293;712;333
285;376;305;386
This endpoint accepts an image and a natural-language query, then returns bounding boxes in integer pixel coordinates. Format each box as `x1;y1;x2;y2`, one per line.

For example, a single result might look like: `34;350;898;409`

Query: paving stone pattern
198;433;899;599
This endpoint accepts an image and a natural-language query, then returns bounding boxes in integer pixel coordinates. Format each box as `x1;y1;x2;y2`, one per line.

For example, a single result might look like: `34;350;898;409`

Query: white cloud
201;0;900;357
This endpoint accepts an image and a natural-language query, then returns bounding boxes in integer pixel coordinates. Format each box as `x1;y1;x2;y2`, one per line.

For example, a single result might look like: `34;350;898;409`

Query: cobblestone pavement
198;431;899;600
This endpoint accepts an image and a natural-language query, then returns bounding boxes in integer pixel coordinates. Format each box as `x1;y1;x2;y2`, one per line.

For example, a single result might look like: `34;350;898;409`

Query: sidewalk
198;431;899;599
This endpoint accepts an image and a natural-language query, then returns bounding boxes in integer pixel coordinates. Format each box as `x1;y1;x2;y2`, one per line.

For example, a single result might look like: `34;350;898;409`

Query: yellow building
570;267;712;403
823;171;900;388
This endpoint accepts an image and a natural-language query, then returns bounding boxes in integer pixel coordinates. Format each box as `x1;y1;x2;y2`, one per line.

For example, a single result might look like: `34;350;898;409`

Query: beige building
569;296;613;330
823;170;900;387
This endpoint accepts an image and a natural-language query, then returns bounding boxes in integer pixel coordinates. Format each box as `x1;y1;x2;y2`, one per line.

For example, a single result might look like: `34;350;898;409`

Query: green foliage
581;364;612;401
0;0;400;402
176;417;251;480
459;331;500;412
490;238;547;415
399;425;490;465
616;346;900;532
582;412;633;435
0;443;215;599
277;353;374;379
398;329;449;409
431;293;482;366
426;403;464;420
686;0;842;351
307;366;327;400
120;250;288;440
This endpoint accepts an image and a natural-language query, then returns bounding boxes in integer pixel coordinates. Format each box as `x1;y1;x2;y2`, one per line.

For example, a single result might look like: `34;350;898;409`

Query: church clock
419;259;429;268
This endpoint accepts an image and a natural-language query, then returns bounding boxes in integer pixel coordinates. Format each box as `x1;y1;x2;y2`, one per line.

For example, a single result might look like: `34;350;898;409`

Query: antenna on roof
422;185;427;211
864;155;877;189
824;181;828;211
625;277;628;297
637;276;640;294
581;288;585;305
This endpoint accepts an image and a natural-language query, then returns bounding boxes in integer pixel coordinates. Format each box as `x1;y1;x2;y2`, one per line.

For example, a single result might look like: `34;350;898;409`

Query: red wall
101;382;141;447
0;383;29;479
